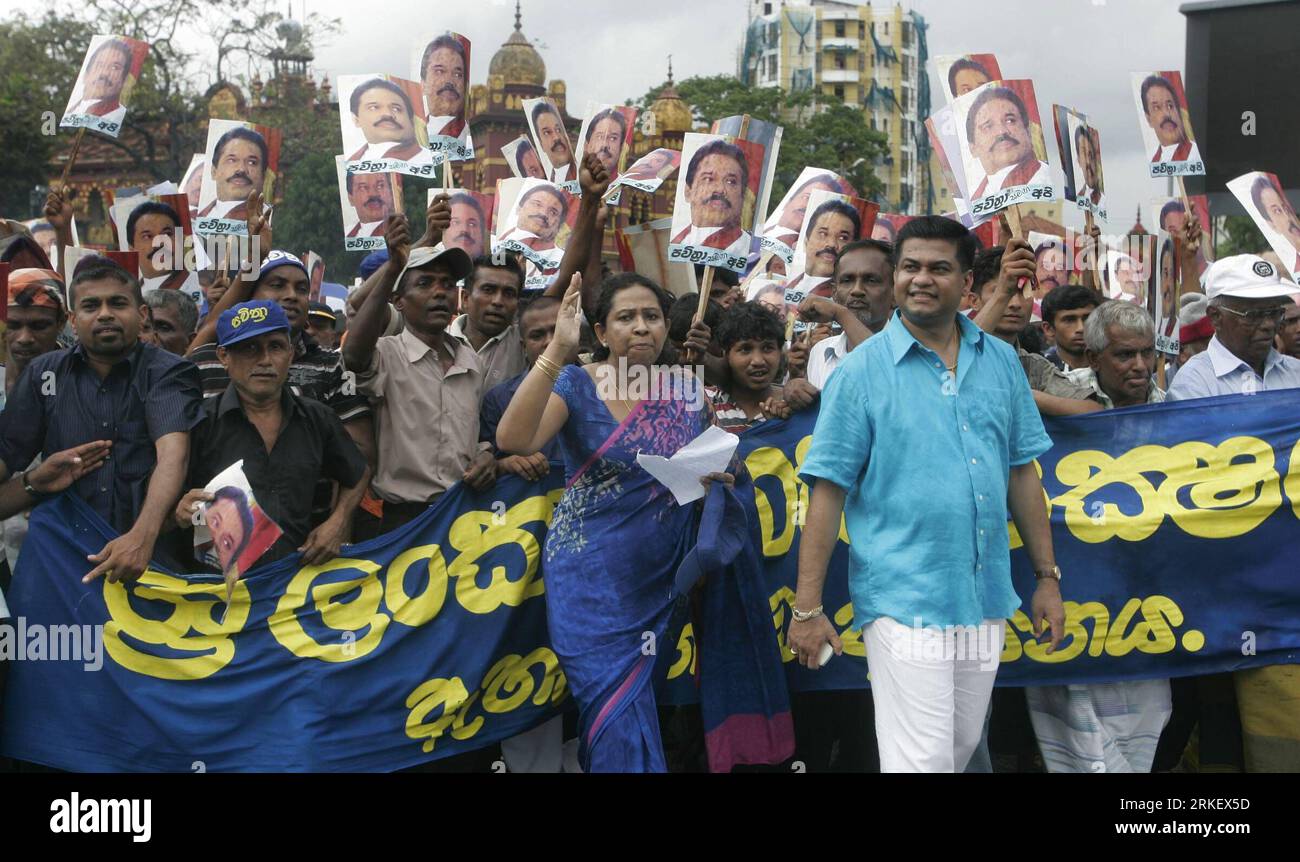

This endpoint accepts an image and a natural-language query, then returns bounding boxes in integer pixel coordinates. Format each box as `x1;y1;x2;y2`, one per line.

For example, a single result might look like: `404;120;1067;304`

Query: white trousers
500;715;571;773
865;615;1006;773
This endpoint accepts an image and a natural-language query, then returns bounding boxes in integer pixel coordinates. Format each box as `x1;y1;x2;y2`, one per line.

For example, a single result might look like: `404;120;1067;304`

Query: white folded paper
636;424;740;505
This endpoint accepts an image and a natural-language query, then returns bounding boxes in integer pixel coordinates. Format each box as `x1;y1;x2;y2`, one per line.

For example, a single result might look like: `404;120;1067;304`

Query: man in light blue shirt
1167;254;1300;401
786;215;1065;773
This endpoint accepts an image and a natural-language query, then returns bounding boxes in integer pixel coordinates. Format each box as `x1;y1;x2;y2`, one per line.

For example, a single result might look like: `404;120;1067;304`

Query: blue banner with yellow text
3;390;1299;771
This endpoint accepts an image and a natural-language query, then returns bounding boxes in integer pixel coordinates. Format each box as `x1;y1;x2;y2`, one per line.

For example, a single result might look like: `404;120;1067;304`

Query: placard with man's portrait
523;97;578;193
1131;71;1204;178
1053;105;1107;222
578;104;637;183
502;135;546;180
871;213;913;245
61;34;150;138
1026;231;1069;301
783;189;877;329
1151;230;1182;354
932;53;1003;103
760;167;853;263
413;32;473;162
111;193;202;303
428;188;492;262
338;74;437;178
668;133;764;274
712;115;784;238
1147;194;1213;276
336;156;402;252
606;147;681;199
180;154;206;220
493;177;571;271
925;106;979;228
952;79;1056;219
196;119;281;236
1105;240;1154;306
1228;171;1300;285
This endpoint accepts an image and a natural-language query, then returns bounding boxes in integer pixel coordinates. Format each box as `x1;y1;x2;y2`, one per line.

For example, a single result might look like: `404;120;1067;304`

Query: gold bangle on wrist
534;355;562;382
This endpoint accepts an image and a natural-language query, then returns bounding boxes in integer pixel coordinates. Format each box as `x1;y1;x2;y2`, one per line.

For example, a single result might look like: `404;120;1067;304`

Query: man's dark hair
349;77;414;119
964;85;1029;145
126;201;180;245
421;33;466;82
514;140;538;175
530;100;563;129
1033;238;1065;264
585;108;628;144
1140;75;1177;116
520;294;561;320
1250;174;1283;218
1158;199;1185;232
668;292;722;344
695;263;739;288
518;184;569;225
805;198;861;241
1040;284;1102;326
466;253;525;294
1073;122;1091;154
450;191;485;224
1019;322;1047;355
594;273;675;361
69;259;142;305
211;486;255;565
213;126;269;169
972;246;1004;295
715;300;785;352
947;57;991;96
893;215;979;273
89;38;133;80
684;139;749;191
833;238;893;278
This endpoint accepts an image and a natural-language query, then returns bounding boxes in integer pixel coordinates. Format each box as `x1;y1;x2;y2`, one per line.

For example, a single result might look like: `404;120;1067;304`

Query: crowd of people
1;136;1298;773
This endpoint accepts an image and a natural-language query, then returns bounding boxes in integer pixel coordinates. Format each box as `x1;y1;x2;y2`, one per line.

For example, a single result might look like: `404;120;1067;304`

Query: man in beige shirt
447;255;528;397
343;218;497;532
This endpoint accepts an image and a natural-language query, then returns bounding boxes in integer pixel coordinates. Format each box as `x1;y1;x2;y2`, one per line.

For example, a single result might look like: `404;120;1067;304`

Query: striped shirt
705;385;775;434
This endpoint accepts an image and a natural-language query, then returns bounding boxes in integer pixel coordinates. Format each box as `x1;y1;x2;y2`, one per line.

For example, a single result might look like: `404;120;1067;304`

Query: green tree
1215;214;1266;258
630;74;887;207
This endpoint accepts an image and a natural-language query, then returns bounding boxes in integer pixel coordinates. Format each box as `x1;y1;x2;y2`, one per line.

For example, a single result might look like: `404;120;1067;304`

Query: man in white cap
1167;254;1300;400
1167;254;1300;774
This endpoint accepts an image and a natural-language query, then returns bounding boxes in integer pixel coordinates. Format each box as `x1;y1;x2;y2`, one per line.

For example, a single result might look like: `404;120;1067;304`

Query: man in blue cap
188;250;376;523
171;301;369;567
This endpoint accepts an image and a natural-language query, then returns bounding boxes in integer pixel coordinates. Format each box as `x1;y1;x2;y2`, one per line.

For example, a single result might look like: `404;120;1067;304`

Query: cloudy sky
20;0;1198;228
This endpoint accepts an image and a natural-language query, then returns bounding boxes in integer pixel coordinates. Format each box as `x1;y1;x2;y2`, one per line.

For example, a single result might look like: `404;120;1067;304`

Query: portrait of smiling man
65;36;135;127
962;83;1050;199
345;172;398;239
1138;73;1201;166
500;183;568;255
199;126;269;221
420;33;469;141
345;77;433;167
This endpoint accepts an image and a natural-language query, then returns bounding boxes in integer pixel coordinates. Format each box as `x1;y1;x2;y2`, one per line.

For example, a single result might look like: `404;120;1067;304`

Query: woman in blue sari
497;272;726;772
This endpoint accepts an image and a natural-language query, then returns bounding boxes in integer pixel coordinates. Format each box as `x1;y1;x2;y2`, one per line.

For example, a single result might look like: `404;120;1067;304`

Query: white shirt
806;331;849;390
548;162;575;184
677;225;753;258
1167;334;1300;400
358;141;433;166
1157;141;1202;164
426;115;465;140
981;159;1051;195
141;271;202;305
354;220;384;237
204;198;243;219
71;98;126;125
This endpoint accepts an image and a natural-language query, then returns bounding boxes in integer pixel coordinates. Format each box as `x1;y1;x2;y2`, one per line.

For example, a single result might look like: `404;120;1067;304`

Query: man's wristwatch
1034;565;1062;583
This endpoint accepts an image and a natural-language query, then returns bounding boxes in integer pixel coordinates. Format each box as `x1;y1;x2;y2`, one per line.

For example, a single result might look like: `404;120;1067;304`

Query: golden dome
489;4;546;89
651;81;693;134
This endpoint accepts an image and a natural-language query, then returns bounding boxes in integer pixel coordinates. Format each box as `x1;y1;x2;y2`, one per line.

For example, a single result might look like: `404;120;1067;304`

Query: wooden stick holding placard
680;265;715;366
1003;204;1034;298
58;128;87;191
442;155;453;193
